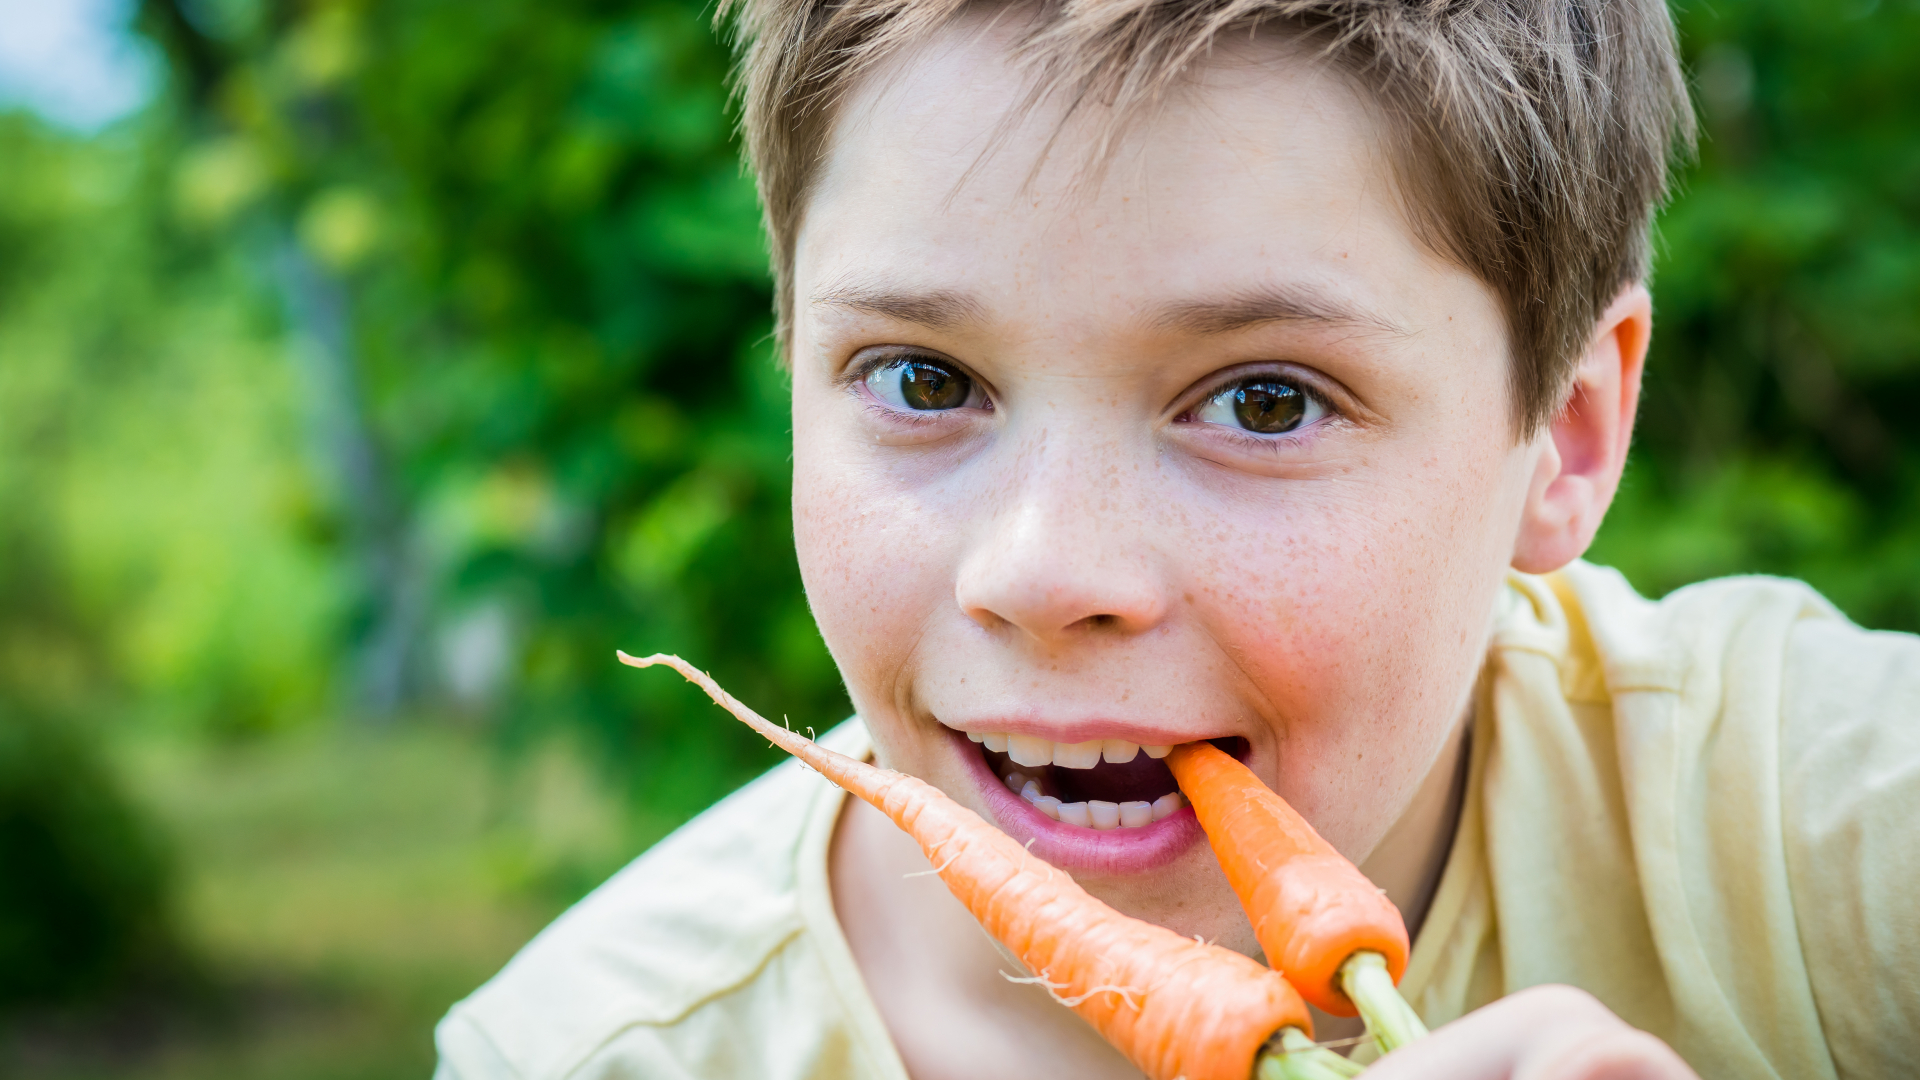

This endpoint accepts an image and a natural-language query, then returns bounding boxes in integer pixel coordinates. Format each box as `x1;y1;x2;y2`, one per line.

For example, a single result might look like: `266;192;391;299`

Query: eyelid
1177;364;1343;423
839;346;957;388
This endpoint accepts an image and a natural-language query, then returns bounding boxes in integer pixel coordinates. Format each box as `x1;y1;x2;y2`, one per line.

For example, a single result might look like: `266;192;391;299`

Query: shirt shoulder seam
544;921;811;1080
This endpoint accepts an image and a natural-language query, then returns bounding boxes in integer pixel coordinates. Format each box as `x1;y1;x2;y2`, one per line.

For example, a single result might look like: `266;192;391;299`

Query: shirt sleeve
434;1007;525;1080
1780;616;1920;1080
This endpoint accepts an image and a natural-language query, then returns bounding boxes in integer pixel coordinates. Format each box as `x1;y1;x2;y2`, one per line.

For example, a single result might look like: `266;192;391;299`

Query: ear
1511;283;1651;575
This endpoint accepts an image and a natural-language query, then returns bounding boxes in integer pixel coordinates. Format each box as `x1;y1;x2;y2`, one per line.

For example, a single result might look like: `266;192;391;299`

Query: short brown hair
719;0;1695;434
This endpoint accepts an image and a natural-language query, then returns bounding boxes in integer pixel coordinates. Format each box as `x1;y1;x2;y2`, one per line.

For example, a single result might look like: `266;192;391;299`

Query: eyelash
1179;371;1337;442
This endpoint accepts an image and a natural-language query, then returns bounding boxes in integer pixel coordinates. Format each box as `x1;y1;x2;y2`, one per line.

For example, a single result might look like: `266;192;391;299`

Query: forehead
795;18;1490;344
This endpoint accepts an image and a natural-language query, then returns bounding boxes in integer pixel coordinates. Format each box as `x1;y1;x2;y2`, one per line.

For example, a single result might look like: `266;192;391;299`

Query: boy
435;1;1920;1077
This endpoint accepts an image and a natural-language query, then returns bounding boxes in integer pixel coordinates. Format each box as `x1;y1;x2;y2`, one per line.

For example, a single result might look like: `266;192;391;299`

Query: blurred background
0;0;1913;1077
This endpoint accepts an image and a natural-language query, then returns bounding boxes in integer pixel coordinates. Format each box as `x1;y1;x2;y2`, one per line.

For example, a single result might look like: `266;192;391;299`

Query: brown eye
865;358;980;411
1233;383;1304;433
1193;379;1324;435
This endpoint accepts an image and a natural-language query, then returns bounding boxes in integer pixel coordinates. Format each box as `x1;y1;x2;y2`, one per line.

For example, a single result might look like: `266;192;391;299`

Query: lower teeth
1003;771;1186;829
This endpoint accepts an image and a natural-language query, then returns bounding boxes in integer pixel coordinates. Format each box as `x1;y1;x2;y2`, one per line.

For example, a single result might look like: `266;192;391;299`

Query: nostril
952;538;1169;645
962;604;1010;632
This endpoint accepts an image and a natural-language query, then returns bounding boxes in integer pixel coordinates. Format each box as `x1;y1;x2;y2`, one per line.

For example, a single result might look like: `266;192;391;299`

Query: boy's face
790;26;1544;945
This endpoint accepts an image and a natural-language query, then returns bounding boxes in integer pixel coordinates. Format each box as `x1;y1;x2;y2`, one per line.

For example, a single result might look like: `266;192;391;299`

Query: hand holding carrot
1358;986;1697;1080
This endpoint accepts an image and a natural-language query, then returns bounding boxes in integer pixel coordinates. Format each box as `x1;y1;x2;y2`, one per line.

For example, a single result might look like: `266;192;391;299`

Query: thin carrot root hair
1000;969;1145;1010
902;849;961;878
620;651;1315;1080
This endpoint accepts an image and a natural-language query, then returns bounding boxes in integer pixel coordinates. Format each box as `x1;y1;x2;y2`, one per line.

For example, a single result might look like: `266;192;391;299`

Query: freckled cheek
792;449;959;710
1214;541;1397;717
1189;494;1472;834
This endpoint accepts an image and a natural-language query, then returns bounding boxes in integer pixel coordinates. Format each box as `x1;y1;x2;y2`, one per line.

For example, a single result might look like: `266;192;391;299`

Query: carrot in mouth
621;652;1338;1080
1167;742;1427;1054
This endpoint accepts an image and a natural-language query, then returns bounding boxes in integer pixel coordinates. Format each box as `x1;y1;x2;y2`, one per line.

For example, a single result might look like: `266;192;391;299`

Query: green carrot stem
1254;1027;1365;1080
1339;951;1428;1054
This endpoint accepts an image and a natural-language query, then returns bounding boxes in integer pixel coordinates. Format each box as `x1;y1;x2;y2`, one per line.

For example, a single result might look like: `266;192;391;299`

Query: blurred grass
2;723;638;1080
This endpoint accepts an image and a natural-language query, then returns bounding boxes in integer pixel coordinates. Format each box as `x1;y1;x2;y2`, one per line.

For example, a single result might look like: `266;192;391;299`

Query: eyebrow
1150;285;1409;338
811;278;1407;338
812;279;988;332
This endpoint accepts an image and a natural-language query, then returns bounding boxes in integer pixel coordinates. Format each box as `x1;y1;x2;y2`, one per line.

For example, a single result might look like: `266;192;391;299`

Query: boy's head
730;0;1691;945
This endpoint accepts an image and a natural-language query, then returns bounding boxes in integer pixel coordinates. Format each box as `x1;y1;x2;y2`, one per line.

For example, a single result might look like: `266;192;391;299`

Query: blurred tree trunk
271;238;420;715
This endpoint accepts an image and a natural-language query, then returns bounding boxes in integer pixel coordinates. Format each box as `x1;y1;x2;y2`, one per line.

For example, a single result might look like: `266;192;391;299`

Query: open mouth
965;731;1247;831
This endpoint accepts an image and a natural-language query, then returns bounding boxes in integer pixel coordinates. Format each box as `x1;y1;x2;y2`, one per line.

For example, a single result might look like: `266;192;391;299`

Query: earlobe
1511;283;1651;575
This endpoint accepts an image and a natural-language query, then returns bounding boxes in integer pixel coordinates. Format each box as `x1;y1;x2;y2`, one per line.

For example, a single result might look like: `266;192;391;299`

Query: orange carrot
1167;742;1410;1017
621;652;1311;1080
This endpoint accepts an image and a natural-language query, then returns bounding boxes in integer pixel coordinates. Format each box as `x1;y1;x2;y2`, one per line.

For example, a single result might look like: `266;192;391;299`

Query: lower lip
953;729;1205;877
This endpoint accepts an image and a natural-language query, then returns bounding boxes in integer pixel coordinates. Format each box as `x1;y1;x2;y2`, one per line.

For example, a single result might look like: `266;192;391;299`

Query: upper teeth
967;731;1172;767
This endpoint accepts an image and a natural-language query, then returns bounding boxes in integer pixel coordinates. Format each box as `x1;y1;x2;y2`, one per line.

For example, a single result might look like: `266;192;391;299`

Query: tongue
1051;754;1177;805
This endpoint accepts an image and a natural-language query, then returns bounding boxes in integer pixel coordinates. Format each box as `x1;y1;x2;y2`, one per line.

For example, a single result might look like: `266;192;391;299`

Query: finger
1514;1024;1696;1080
1362;986;1696;1080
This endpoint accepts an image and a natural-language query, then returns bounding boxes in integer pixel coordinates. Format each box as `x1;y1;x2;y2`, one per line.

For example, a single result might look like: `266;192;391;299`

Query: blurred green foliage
129;0;851;789
0;0;1916;1039
0;111;340;738
1588;0;1920;629
0;707;175;1007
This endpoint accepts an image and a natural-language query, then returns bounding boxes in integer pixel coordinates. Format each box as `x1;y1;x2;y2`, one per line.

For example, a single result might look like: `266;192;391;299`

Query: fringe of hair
718;0;1696;434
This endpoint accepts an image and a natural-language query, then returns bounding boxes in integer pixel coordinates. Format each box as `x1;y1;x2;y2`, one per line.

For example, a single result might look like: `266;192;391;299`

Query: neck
1293;702;1472;1047
1358;701;1474;940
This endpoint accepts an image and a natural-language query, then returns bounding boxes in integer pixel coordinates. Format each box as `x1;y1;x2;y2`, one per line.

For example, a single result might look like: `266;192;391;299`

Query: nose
953;432;1171;647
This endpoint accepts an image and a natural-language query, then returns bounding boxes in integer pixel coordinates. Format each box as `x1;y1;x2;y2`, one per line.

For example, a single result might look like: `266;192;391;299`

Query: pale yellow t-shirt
434;562;1920;1079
